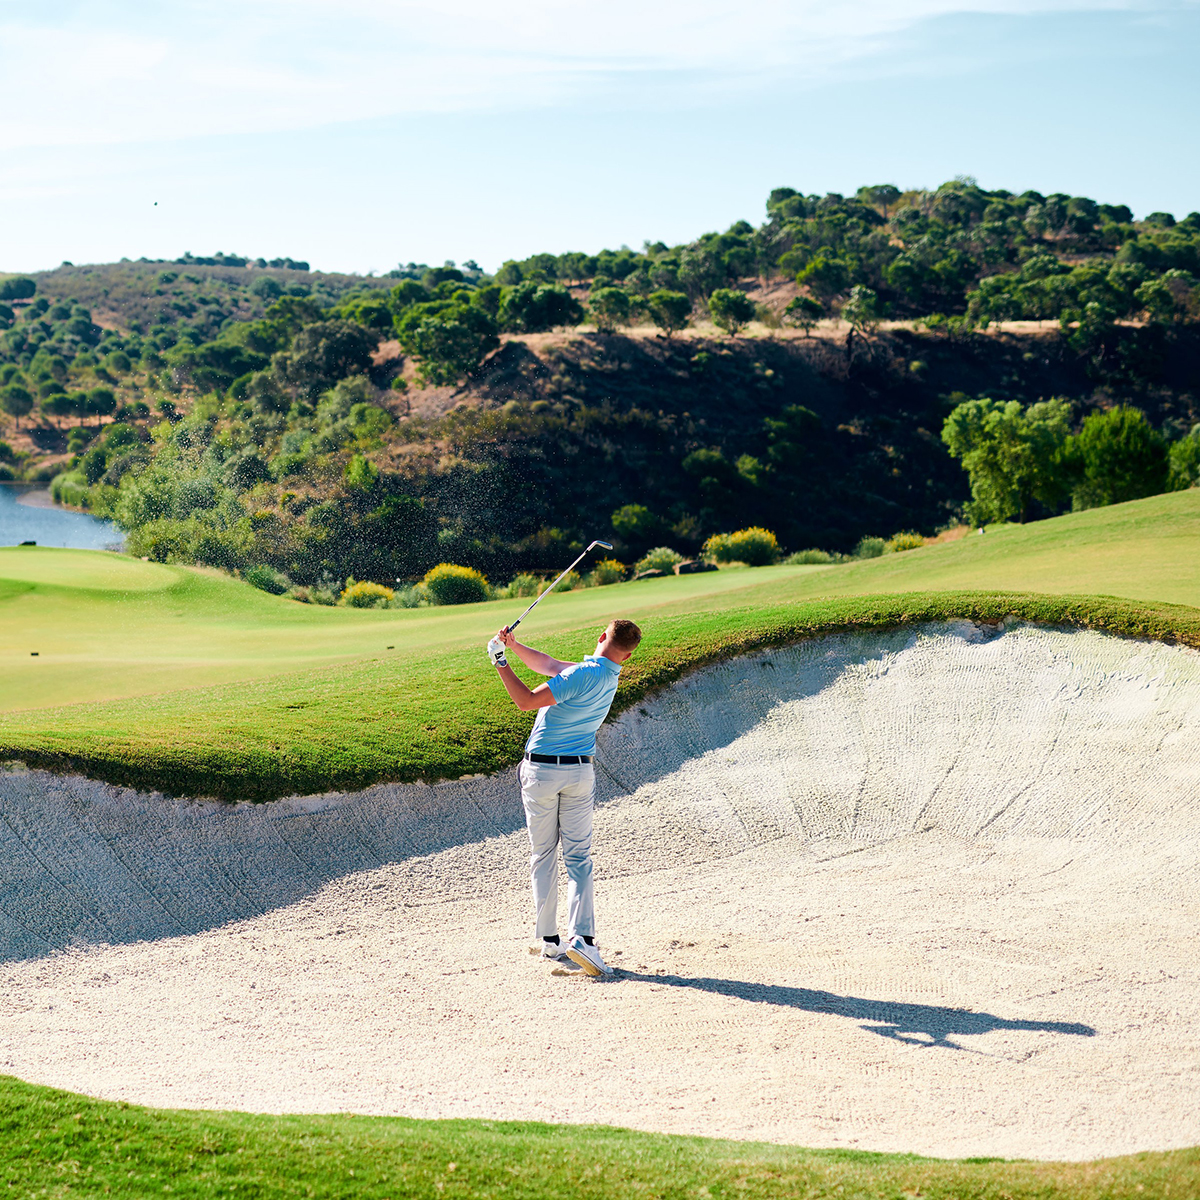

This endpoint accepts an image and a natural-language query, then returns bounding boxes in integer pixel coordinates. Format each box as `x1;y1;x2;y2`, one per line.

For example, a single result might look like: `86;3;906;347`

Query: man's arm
499;627;574;677
495;663;558;711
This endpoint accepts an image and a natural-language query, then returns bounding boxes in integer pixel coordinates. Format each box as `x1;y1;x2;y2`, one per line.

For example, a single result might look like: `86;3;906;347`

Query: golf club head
591;540;613;550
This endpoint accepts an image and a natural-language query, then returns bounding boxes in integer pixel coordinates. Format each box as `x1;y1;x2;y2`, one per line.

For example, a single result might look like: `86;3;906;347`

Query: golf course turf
2;490;1200;1195
1;488;1199;799
3;1074;1198;1200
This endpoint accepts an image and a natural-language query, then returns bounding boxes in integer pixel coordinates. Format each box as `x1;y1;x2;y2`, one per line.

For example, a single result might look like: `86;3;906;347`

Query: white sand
1;621;1199;1160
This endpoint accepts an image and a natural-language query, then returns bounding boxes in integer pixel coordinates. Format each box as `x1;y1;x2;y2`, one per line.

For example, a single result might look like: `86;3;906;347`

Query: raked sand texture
1;622;1199;1160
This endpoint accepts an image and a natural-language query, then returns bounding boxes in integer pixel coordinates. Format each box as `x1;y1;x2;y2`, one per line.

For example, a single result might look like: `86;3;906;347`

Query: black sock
583;936;595;946
544;935;560;945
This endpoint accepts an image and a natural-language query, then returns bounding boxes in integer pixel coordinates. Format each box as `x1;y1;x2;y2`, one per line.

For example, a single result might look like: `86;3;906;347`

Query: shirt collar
584;653;622;674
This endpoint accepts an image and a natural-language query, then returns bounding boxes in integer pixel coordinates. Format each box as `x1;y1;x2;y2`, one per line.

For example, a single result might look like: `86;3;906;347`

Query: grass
3;495;1199;1191
2;1074;1197;1199
1;489;1199;799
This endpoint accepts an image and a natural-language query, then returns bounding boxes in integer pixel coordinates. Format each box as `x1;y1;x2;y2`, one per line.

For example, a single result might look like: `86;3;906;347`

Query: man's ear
598;629;608;643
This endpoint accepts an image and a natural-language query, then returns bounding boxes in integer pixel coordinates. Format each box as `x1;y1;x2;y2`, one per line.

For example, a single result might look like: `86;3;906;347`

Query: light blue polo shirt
525;654;622;756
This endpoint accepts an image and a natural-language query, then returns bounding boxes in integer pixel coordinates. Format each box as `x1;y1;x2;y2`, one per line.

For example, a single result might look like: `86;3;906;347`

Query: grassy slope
3;489;1197;713
0;490;1198;798
2;1074;1196;1200
0;548;831;711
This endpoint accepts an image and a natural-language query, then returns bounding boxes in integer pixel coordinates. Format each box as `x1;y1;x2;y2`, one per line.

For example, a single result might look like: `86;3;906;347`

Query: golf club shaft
507;540;611;633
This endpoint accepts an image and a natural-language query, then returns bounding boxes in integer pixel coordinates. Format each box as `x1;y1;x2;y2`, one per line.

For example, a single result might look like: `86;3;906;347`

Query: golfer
487;619;642;976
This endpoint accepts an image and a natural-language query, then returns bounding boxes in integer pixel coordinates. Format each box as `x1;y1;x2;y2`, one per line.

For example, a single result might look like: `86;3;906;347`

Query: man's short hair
607;619;642;653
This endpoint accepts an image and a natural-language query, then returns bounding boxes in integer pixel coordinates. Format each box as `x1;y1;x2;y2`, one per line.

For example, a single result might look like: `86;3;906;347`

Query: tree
390;280;429;311
708;288;756;337
842;285;881;336
588;287;631;334
857;184;901;217
784;294;823;336
497;283;584;333
841;284;883;358
1;384;33;429
279;321;379;399
86;386;117;428
395;303;499;386
646;290;691;339
796;254;850;304
941;396;1072;524
40;391;75;427
1065;406;1168;510
0;276;35;301
249;275;283;300
332;293;395;332
677;243;727;300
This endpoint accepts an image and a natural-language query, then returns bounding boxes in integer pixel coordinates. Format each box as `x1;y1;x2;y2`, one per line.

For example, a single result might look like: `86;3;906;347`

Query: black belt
524;753;593;764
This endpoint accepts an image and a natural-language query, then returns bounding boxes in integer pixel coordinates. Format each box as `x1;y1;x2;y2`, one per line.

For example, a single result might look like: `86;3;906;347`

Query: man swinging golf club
488;616;642;976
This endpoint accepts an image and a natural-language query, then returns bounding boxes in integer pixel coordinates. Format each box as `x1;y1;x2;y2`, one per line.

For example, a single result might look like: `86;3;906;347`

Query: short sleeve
547;664;583;703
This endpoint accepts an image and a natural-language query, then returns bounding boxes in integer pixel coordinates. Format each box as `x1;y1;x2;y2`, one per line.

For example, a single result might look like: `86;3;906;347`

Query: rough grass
1;589;1198;801
2;1074;1197;1199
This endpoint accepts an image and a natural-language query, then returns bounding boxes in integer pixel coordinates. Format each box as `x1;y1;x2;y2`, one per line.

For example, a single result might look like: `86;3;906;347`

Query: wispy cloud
0;0;1165;150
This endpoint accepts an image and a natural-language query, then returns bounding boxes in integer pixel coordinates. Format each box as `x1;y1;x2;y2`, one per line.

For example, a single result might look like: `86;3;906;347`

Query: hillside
1;177;1198;584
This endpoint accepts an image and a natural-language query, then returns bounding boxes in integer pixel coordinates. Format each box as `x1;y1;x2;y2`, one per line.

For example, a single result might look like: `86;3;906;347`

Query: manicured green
2;1074;1196;1199
1;489;1198;799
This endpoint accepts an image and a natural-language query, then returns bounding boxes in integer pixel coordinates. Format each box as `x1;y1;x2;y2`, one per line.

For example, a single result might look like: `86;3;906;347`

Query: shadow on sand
617;971;1095;1049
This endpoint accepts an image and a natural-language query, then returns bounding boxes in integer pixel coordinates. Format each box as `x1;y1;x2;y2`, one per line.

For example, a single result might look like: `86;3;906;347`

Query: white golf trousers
519;759;595;940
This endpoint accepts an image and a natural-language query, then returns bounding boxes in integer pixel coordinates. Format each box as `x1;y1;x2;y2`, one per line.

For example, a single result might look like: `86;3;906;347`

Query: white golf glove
486;636;508;667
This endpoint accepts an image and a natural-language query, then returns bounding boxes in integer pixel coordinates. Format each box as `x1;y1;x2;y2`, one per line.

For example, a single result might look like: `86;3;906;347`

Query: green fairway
0;489;1198;797
2;1074;1196;1200
3;489;1198;714
0;546;833;712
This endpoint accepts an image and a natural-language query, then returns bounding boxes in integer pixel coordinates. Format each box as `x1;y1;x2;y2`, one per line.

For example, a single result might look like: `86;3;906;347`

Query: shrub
785;548;834;565
635;546;684;574
341;580;395;608
244;565;292;595
703;527;780;566
308;586;339;606
50;471;90;509
496;571;540;600
855;536;886;559
388;586;428;609
422;563;490;605
588;558;627;586
1169;424;1200;490
884;531;925;553
541;570;582;593
284;585;312;603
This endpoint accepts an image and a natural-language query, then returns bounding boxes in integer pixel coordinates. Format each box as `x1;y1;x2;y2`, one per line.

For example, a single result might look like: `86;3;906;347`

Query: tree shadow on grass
617;972;1095;1049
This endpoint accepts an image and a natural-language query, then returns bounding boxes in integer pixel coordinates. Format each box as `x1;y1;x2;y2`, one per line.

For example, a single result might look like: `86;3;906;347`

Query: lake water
0;485;125;550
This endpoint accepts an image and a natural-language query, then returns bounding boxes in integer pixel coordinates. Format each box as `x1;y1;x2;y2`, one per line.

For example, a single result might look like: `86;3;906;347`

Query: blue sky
1;1;1196;274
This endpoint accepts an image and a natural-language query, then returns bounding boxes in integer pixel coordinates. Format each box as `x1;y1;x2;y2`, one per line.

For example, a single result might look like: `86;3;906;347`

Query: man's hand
494;627;574;677
486;636;507;667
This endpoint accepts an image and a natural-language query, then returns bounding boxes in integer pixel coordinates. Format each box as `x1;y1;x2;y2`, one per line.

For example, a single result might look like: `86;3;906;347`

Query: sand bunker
1;621;1199;1160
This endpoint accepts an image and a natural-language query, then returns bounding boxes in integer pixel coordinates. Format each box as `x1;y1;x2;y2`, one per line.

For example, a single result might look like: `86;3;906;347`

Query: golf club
504;540;613;634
